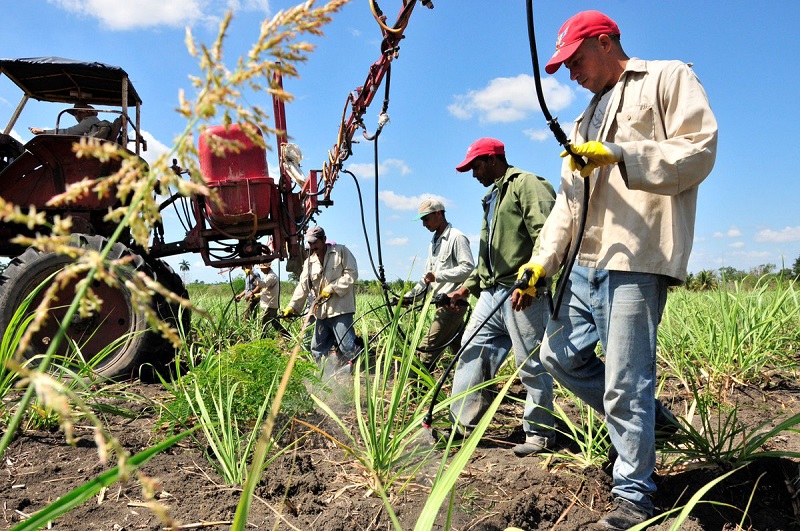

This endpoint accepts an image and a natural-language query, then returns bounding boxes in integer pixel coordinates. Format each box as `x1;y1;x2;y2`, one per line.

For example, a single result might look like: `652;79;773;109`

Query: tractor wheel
0;234;188;380
143;257;192;378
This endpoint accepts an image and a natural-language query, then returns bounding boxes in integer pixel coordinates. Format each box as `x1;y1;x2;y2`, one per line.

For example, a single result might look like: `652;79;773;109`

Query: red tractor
0;1;429;379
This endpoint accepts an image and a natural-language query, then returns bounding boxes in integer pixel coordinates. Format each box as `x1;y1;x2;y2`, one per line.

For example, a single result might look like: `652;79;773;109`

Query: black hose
422;270;532;428
525;0;589;320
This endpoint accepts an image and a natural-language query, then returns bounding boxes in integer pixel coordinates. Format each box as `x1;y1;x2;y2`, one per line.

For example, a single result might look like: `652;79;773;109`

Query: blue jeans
540;266;668;512
450;286;554;439
312;313;356;362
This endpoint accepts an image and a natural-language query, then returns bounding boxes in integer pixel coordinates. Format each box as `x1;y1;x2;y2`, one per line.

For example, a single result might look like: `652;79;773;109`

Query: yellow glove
320;286;333;298
516;262;546;297
282;307;296;317
561;141;621;178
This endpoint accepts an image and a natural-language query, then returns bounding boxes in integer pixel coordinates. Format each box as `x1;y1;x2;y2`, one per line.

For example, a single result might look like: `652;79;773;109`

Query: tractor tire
143;257;192;379
0;234;188;380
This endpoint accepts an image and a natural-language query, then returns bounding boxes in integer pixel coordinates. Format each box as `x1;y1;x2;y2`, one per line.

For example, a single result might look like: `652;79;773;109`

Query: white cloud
713;227;742;238
379;190;448;211
728;241;745;249
139;130;171;166
346;158;411;180
227;0;270;11
46;0;270;30
48;0;205;29
522;128;550;142
448;75;574;124
387;237;408;246
755;226;800;243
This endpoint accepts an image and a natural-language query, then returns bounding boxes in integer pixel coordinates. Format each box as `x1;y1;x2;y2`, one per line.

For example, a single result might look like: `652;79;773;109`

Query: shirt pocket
615;106;655;142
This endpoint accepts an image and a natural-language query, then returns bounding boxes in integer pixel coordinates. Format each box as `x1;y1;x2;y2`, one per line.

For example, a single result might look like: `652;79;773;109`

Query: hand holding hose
561;141;622;178
320;286;334;298
515;262;546;297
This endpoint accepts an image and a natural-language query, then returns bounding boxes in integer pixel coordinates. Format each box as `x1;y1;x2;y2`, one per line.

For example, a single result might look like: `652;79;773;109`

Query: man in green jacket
447;137;556;456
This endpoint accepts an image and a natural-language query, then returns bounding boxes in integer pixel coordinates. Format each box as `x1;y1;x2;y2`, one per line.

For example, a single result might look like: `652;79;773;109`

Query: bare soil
3;374;800;531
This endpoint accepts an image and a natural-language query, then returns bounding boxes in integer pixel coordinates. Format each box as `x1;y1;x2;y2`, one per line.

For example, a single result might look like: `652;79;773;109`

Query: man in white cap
29;103;101;136
447;137;557;457
402;198;474;369
517;10;717;529
257;261;287;338
283;226;359;365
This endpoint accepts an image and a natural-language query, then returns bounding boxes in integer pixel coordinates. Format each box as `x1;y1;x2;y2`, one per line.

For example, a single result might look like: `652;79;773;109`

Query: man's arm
617;62;718;195
325;245;358;296
46;116;101;136
286;262;310;312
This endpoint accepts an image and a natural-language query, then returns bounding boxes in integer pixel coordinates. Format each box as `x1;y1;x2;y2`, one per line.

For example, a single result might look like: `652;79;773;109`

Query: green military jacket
462;166;555;295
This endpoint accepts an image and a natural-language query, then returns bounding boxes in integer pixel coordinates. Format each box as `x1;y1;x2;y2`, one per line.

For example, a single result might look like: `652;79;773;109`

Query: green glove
516;262;546;297
320;286;333;298
561;141;621;178
282;307;296;317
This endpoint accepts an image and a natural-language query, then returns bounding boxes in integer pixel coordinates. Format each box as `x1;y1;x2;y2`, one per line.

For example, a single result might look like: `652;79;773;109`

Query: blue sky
2;0;799;285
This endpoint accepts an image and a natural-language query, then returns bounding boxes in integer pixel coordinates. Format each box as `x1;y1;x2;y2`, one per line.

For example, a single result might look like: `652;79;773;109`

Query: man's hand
282;307;296;317
235;293;243;302
320;286;333;298
447;287;469;309
29;127;45;135
561;141;622;178
423;272;436;284
511;290;533;312
516;262;546;297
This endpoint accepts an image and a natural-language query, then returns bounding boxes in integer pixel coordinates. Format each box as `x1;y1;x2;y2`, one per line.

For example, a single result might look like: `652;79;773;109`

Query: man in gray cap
284;226;359;365
402;198;474;369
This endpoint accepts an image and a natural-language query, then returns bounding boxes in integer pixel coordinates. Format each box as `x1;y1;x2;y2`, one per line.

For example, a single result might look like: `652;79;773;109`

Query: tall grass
547;385;611;470
658;278;800;394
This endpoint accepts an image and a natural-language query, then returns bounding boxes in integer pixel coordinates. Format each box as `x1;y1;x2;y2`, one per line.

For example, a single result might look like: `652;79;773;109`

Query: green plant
160;339;316;483
666;388;800;470
311;300;436;492
547;387;611;469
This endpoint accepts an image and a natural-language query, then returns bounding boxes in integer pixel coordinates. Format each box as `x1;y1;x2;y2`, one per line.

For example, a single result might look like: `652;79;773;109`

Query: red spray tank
198;124;277;226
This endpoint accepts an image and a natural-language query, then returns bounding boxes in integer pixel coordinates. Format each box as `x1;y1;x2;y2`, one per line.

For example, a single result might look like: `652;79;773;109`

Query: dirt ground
3;374;800;531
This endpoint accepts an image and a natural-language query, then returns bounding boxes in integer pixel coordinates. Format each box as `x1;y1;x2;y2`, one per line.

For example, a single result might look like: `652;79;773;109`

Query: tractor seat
106;116;124;144
87;116;123;142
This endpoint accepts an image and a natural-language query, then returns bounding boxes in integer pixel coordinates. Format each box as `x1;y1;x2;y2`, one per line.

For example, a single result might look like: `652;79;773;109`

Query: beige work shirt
532;58;718;284
288;243;358;318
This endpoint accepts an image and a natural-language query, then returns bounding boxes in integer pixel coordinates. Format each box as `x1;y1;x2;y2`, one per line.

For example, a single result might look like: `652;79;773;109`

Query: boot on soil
512;434;555;457
590;497;651;530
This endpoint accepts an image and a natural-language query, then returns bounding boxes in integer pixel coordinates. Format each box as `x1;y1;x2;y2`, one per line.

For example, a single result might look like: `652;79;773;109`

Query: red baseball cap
545;11;620;75
456;138;505;172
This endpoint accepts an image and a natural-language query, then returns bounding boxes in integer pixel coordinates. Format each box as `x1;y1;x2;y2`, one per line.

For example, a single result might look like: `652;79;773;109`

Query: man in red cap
447;137;557;457
518;10;718;529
